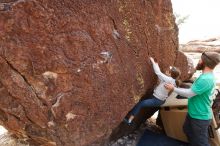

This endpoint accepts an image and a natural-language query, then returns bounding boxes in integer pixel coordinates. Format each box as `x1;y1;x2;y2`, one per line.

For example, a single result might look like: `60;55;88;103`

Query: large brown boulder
0;0;193;145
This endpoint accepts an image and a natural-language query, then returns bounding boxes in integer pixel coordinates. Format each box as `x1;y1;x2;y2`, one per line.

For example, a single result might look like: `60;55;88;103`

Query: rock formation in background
180;37;220;53
0;0;194;145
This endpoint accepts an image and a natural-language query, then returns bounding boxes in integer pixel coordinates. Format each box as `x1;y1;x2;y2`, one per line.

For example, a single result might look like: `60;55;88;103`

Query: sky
171;0;220;44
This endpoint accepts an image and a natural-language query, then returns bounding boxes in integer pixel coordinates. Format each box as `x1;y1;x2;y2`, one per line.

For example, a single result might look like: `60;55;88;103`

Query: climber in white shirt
124;57;181;125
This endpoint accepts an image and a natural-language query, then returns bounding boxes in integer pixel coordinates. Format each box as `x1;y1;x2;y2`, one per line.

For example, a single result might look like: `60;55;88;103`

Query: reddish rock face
174;51;195;81
0;0;193;145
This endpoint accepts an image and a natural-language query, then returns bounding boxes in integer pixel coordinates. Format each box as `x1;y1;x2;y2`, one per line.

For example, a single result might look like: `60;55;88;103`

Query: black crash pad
137;129;189;146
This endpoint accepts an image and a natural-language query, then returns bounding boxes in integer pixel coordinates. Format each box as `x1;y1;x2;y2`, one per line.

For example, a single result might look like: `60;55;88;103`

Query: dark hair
170;66;181;79
175;79;182;87
202;52;220;69
167;67;182;96
168;79;182;96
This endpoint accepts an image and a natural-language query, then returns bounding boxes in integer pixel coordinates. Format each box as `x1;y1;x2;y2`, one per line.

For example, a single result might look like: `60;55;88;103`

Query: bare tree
174;12;189;26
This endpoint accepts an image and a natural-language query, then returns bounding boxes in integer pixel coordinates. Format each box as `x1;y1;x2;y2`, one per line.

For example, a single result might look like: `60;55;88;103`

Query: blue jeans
130;95;165;116
183;114;211;146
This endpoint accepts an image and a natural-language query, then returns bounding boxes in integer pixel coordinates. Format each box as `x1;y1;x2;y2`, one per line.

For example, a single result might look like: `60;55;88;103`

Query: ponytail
175;79;182;87
168;79;182;96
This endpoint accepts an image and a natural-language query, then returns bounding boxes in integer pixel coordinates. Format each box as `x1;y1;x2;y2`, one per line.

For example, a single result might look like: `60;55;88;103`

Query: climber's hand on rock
149;57;155;63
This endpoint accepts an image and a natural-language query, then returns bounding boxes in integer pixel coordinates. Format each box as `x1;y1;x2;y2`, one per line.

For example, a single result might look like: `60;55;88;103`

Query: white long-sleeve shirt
174;87;196;98
151;59;176;101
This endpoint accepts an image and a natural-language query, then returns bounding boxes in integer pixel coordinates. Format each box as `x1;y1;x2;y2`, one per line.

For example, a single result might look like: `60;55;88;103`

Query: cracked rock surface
0;0;193;145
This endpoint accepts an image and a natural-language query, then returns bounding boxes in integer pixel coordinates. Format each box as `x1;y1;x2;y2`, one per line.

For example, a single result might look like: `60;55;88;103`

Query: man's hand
164;83;175;91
